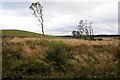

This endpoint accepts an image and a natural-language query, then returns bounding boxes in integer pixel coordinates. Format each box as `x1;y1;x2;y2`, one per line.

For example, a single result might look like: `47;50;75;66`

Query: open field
1;30;120;78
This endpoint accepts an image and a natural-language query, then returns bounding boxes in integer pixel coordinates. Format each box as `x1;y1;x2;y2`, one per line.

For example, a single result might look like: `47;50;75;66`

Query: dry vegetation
2;36;119;78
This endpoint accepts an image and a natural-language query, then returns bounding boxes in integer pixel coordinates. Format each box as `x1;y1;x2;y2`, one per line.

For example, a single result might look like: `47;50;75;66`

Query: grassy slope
1;29;42;37
1;29;61;38
2;37;119;78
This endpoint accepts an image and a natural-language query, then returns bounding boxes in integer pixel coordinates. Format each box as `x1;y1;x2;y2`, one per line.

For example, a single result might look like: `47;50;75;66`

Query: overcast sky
0;0;119;35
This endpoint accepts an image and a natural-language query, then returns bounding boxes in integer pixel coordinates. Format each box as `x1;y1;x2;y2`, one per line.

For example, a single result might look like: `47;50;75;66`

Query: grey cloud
2;2;31;17
1;1;118;35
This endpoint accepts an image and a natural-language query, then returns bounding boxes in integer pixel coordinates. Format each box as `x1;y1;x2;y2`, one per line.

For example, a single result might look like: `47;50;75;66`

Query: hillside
1;29;43;37
1;29;62;38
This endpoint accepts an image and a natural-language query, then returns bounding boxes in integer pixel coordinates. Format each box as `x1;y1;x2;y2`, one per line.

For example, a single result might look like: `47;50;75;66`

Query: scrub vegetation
2;32;119;79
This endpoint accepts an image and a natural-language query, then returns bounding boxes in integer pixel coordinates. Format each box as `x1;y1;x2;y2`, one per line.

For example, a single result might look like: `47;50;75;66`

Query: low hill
1;29;43;37
1;29;60;38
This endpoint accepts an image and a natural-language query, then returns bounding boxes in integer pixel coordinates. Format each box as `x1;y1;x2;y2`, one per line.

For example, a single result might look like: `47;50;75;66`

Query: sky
0;0;119;35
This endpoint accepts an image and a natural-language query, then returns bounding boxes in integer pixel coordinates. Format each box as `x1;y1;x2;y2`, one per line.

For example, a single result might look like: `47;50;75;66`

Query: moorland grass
2;37;119;78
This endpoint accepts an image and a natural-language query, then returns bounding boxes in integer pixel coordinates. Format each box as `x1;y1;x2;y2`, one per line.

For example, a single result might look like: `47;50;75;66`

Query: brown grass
2;36;119;78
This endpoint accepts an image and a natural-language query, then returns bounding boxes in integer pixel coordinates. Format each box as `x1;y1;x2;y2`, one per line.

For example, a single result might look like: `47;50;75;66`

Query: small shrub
46;41;70;72
90;37;96;41
97;38;103;41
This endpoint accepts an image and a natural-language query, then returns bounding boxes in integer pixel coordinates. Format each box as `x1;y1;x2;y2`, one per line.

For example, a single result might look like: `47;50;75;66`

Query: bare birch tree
29;2;45;37
72;19;94;39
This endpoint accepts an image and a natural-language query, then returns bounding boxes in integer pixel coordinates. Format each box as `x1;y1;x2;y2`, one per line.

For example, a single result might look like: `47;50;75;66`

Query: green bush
97;38;103;41
46;41;70;72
